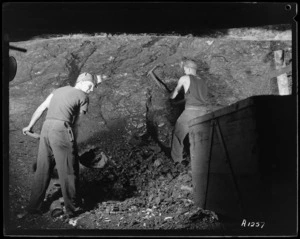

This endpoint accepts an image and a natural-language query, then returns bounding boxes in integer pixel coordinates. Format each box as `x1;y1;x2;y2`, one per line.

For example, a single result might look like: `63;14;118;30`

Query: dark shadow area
188;95;297;236
144;117;172;157
254;95;297;235
3;3;296;42
78;149;137;210
75;126;139;210
258;24;292;31
78;168;138;211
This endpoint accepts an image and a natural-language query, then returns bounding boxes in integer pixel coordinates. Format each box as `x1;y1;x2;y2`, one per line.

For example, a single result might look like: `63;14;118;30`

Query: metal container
189;95;296;224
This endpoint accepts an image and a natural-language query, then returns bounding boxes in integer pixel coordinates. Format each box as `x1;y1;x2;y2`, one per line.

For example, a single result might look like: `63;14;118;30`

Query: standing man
170;60;208;165
21;72;103;218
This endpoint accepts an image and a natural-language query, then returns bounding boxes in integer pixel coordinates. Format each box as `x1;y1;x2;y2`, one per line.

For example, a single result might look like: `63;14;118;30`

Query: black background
2;2;297;41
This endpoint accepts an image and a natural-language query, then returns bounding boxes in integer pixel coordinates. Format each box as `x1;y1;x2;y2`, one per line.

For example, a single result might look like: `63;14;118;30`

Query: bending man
22;73;102;218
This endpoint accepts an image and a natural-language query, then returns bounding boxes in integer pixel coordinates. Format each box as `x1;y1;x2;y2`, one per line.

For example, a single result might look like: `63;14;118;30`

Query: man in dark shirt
21;72;102;218
170;60;208;165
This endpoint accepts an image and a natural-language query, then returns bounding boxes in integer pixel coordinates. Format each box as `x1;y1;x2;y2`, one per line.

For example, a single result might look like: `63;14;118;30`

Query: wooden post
274;50;291;95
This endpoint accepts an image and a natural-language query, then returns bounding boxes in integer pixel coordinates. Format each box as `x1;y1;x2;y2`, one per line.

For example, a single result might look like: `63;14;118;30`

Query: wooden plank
274;50;290;95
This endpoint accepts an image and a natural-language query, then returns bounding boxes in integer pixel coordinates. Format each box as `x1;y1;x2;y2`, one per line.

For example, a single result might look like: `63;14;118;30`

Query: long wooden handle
26;131;40;139
148;71;171;93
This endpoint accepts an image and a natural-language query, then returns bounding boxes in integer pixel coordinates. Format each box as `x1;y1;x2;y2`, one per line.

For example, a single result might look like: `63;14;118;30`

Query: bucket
50;198;64;218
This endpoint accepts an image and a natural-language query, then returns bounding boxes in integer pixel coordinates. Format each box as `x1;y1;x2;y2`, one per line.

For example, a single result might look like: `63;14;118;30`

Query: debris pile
65;134;220;229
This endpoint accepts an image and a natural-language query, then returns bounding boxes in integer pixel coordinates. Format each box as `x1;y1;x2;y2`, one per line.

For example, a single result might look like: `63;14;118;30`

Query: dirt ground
7;129;227;235
6;125;294;236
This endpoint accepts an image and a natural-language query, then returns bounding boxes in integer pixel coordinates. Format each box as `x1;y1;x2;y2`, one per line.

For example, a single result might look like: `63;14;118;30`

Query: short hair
76;72;99;87
182;60;197;70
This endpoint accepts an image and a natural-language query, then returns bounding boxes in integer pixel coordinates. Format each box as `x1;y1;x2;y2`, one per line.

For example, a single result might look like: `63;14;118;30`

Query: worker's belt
64;121;74;142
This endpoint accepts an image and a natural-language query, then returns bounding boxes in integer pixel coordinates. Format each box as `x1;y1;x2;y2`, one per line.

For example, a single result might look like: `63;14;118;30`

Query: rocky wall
9;27;292;152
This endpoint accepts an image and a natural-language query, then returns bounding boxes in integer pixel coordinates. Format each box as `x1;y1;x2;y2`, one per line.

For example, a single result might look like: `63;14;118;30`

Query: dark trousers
27;119;80;216
171;107;208;163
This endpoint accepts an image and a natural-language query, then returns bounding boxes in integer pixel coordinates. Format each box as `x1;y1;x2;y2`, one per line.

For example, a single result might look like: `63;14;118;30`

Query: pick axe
147;64;171;93
147;64;185;106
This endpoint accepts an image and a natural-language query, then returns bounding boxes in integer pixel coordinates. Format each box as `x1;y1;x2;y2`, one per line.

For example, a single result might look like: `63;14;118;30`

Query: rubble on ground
57;135;221;229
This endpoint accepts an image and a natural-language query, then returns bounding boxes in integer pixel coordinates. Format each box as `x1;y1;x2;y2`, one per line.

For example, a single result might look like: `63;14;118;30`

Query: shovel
25;131;110;169
26;131;40;139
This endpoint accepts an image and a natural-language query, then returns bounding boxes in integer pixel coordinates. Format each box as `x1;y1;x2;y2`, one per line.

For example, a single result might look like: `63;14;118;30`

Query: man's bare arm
170;76;188;99
22;94;53;135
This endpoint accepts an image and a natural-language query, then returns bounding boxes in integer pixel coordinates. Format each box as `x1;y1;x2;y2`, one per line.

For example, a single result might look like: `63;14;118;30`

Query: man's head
75;72;105;94
180;60;197;75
